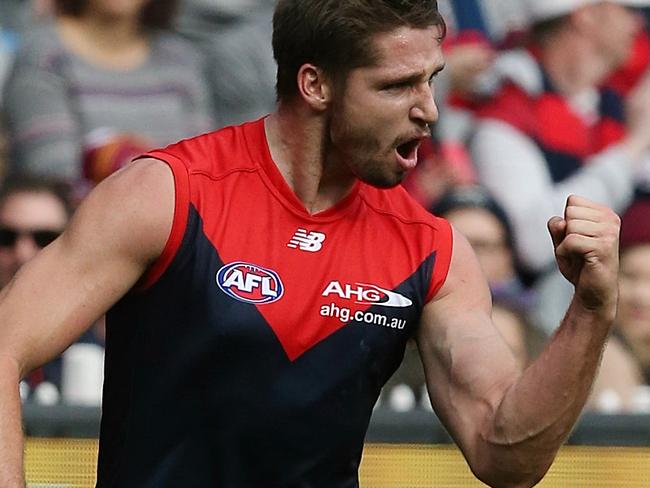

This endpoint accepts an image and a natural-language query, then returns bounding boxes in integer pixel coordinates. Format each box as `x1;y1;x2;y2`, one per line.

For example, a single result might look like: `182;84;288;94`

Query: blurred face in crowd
0;191;67;288
444;207;514;284
589;3;643;70
328;25;443;188
617;243;650;366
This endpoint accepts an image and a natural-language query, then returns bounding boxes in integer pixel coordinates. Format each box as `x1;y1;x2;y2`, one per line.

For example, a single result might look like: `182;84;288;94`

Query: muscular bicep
417;227;520;458
0;158;174;376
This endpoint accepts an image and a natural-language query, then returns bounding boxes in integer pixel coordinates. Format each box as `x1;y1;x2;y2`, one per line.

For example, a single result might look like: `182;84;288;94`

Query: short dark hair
272;0;446;102
0;177;73;218
54;0;178;30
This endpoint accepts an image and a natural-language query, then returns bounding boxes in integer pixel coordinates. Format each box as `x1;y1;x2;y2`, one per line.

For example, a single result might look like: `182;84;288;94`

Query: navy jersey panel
99;207;437;487
96;119;453;486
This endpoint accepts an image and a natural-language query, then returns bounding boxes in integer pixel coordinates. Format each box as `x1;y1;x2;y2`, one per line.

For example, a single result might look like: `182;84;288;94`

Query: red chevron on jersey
142;117;452;361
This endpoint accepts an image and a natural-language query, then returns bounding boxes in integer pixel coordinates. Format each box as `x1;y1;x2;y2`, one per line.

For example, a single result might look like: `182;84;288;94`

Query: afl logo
216;262;284;305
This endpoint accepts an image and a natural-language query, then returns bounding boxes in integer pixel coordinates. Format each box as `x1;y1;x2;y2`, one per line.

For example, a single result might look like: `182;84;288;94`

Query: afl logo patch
216;262;284;305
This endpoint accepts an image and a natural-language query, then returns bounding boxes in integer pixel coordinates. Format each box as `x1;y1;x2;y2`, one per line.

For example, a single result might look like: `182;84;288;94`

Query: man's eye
385;81;409;90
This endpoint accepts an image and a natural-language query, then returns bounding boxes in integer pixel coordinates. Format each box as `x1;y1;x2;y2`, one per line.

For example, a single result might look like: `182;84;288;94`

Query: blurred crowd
1;0;650;415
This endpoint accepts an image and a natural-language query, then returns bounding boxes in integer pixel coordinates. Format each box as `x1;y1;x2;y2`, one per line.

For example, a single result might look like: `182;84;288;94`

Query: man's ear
297;64;332;111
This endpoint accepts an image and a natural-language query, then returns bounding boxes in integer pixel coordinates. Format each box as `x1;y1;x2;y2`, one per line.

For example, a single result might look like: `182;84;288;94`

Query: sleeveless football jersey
97;118;453;487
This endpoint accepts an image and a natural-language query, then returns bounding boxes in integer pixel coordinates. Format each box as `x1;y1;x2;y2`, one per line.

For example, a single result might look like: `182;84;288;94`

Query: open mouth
397;139;420;159
395;138;422;170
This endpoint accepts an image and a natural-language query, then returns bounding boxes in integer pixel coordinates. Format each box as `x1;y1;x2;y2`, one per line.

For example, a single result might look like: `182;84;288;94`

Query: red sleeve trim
137;150;190;290
426;217;453;303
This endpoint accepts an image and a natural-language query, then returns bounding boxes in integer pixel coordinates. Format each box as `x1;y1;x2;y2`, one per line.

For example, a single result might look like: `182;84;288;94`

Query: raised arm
0;158;174;487
418;195;619;487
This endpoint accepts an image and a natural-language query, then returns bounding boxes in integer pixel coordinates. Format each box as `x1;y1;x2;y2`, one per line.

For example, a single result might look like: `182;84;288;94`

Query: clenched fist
547;195;620;316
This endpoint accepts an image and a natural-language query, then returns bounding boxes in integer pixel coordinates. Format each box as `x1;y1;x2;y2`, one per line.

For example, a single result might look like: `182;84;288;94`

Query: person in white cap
470;0;650;332
526;0;650;23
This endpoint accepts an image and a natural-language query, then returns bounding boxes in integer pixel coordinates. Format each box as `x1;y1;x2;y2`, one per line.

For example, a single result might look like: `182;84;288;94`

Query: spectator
0;176;104;404
469;0;650;332
433;186;534;296
2;0;213;188
0;0;54;106
433;0;524;151
176;0;276;128
1;0;55;176
0;178;70;288
616;198;650;382
439;0;529;45
0;0;32;37
0;177;69;397
588;198;650;412
472;0;650;275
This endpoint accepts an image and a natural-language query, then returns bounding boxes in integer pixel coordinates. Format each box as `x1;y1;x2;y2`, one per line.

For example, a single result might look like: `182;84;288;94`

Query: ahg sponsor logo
319;302;407;329
322;281;412;308
216;262;284;304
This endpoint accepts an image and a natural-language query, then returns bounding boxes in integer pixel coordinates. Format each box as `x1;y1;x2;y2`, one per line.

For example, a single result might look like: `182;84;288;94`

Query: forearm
0;355;25;488
481;298;614;481
426;201;619;487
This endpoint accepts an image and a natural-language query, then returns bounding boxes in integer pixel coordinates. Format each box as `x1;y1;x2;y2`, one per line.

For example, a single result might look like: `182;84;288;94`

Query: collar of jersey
245;116;362;222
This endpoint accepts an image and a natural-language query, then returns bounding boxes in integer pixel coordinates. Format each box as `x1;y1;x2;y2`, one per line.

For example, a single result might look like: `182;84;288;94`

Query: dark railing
23;404;650;446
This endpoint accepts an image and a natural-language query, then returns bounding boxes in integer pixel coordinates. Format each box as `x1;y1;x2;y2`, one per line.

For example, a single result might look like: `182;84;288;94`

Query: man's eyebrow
380;63;445;85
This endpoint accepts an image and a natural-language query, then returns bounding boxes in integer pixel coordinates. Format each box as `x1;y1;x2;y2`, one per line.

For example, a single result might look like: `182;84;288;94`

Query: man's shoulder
147;118;265;177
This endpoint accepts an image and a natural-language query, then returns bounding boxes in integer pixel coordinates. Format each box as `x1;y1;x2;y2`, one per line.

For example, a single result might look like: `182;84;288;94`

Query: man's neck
265;106;357;215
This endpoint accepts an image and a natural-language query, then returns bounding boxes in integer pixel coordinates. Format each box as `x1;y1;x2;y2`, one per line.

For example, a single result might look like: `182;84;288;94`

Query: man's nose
410;83;439;126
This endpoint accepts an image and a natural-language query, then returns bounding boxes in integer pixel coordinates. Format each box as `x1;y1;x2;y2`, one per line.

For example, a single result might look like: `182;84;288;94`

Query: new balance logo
287;229;326;252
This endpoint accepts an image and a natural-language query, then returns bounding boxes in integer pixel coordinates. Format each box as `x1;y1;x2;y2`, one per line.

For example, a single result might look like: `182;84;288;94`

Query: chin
355;163;406;189
360;173;404;189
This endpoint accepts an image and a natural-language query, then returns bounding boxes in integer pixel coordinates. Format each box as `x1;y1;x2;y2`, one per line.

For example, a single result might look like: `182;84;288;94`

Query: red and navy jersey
97;118;452;487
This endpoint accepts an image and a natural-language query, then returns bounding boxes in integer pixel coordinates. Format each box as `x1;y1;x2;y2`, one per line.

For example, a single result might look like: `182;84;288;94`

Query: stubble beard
329;111;404;189
357;158;405;188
